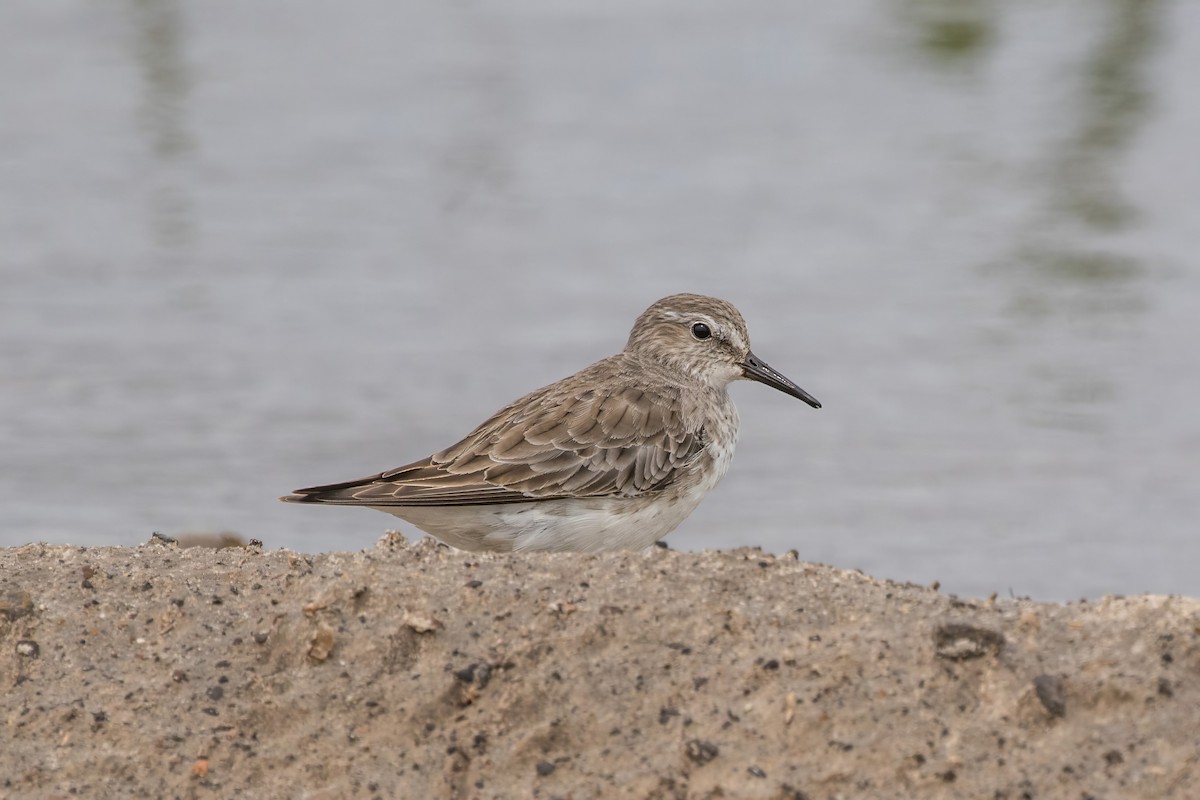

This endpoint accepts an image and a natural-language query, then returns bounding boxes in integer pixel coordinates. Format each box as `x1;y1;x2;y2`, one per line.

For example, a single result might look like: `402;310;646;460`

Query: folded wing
282;373;706;507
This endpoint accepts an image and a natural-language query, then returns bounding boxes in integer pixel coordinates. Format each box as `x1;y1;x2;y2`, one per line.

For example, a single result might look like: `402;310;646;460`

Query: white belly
374;491;690;553
373;437;736;553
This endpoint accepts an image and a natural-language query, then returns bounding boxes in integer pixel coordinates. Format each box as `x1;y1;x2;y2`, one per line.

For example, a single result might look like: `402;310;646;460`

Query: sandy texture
2;538;1197;799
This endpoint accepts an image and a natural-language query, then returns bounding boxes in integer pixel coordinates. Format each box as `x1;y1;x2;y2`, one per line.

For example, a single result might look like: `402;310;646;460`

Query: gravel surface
2;537;1197;799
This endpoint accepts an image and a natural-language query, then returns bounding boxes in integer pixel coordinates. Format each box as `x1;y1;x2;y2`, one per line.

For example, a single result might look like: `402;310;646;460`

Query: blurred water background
2;0;1197;600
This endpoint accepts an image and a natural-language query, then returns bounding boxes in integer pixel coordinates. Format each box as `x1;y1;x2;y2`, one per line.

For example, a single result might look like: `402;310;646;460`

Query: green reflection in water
1031;250;1141;284
129;0;193;250
1055;0;1158;232
907;0;993;64
1024;0;1159;313
983;0;1161;432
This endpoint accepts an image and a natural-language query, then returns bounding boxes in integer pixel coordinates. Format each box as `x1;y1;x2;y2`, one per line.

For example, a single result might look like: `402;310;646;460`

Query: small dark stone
206;686;224;701
658;706;680;724
1103;749;1123;766
172;670;188;682
535;761;556;776
465;580;482;589
451;662;491;687
685;739;719;765
1158;677;1173;698
475;664;492;689
211;595;223;605
1033;674;1067;717
140;582;153;592
939;770;957;783
762;659;780;671
216;660;231;668
171;598;185;608
747;765;767;779
653;540;670;549
934;623;1005;660
203;707;219;716
254;632;269;645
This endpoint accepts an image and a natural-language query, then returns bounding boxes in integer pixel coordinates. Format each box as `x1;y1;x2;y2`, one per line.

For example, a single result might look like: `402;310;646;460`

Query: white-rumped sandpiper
282;294;820;551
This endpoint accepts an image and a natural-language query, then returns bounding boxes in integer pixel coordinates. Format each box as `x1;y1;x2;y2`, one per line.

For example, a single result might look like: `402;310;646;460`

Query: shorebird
281;293;820;552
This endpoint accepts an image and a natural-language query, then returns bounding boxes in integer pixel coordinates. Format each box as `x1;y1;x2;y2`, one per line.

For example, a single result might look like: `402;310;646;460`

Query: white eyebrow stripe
660;310;717;328
657;310;691;323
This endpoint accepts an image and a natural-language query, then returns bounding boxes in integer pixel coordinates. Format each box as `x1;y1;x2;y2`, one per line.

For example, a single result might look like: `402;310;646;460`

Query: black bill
741;351;821;408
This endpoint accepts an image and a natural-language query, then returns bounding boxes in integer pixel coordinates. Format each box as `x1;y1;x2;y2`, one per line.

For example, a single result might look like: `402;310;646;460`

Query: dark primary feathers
282;356;707;508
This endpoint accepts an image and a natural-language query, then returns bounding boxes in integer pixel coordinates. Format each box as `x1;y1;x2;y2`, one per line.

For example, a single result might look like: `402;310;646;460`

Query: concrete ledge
2;539;1197;798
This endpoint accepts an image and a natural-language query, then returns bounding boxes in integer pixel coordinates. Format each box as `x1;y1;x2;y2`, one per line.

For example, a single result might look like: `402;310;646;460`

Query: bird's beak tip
741;353;821;408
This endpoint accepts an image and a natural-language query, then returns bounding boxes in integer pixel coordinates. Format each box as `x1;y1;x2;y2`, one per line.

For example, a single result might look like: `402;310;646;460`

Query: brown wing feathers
283;372;705;508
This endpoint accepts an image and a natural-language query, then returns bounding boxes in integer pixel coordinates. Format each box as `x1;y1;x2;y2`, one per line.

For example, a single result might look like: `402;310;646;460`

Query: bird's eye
691;322;712;340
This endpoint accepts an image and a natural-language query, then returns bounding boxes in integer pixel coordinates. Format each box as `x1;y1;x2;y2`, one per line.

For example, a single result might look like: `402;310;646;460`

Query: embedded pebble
1034;674;1067;718
934;623;1005;660
686;739;719;765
